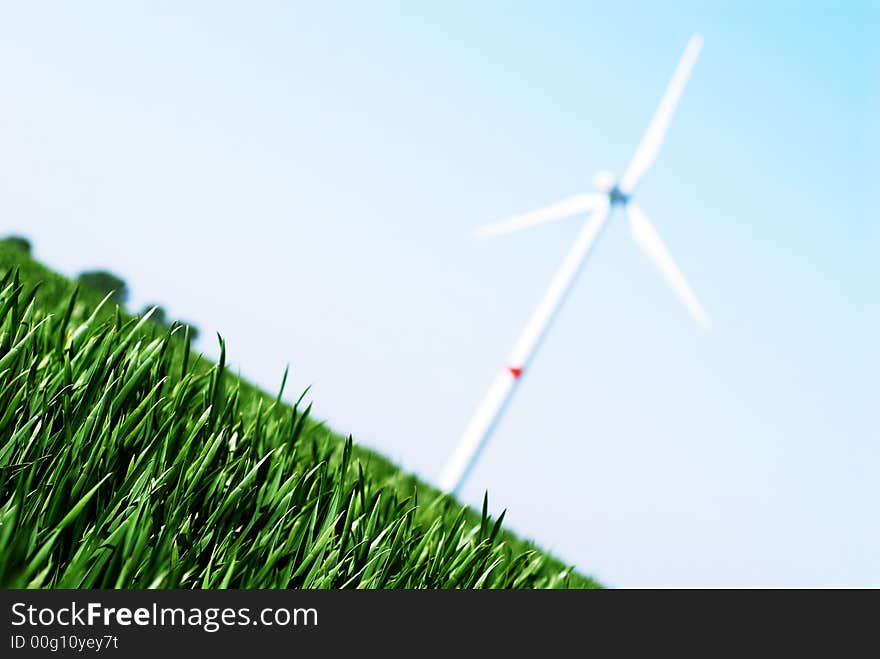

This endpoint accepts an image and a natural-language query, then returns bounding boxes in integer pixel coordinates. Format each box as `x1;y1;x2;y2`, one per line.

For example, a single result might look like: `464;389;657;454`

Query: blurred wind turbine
439;34;710;495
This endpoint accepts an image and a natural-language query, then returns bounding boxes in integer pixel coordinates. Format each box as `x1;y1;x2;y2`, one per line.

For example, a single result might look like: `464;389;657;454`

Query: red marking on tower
508;366;523;379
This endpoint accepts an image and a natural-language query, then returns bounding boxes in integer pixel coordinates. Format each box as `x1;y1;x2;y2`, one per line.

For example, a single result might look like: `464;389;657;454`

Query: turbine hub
609;185;629;206
593;170;628;205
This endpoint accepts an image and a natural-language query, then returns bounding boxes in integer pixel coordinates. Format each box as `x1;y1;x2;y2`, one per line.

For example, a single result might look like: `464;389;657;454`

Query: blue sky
1;1;876;586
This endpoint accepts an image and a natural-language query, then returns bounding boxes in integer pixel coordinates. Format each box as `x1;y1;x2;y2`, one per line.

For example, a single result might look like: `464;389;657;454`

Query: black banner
0;588;869;655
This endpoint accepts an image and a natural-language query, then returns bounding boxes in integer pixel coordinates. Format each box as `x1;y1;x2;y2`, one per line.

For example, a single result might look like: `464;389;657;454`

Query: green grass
0;240;600;588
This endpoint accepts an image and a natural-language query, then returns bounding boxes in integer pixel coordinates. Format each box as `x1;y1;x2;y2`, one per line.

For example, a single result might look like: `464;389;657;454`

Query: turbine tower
439;34;710;495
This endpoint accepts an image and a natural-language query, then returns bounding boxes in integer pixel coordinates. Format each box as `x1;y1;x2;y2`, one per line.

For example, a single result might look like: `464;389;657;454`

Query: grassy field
0;240;599;588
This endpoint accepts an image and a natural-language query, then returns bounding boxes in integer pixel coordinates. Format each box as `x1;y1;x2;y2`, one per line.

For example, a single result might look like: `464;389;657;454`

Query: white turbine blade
627;202;711;329
618;34;703;195
474;194;604;239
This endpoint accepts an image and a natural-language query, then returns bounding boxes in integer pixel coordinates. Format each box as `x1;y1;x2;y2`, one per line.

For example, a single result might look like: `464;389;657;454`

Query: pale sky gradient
1;1;877;586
